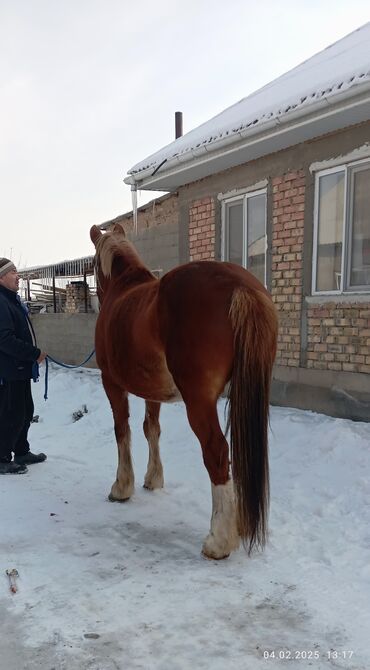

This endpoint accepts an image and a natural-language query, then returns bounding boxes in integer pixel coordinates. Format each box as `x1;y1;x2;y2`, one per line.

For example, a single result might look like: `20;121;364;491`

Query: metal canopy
18;255;95;281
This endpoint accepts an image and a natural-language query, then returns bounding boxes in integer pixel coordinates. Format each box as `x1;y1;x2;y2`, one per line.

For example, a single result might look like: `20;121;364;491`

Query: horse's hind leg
143;400;164;490
102;374;134;501
185;397;239;559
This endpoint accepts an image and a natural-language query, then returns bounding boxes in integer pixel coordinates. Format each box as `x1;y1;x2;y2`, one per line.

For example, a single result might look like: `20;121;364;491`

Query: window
313;160;370;293
222;189;267;285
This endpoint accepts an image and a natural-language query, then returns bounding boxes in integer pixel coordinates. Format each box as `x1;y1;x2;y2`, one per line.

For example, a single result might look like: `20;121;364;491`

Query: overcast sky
1;1;370;267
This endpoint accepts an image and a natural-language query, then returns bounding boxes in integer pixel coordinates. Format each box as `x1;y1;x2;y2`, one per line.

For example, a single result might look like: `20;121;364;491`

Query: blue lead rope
43;350;95;400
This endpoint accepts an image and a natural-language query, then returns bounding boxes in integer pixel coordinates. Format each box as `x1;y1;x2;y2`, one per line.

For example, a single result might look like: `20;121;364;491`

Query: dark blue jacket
0;285;41;380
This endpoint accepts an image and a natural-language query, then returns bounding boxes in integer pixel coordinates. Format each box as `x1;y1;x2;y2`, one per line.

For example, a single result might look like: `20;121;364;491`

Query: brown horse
90;223;278;560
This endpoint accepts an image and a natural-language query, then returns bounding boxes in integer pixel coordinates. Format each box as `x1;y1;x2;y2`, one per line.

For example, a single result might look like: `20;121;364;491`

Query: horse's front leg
102;374;134;501
143;400;164;490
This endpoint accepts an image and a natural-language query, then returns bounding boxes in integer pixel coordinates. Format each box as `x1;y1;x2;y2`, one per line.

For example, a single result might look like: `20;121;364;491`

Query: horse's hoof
108;493;130;502
201;549;230;561
143;475;164;490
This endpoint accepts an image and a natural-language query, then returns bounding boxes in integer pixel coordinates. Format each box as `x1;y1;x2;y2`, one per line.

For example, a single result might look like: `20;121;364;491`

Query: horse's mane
95;231;153;281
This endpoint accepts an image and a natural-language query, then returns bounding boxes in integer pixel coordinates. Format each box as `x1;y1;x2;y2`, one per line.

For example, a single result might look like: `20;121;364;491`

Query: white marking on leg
202;480;240;559
109;427;134;500
144;419;164;490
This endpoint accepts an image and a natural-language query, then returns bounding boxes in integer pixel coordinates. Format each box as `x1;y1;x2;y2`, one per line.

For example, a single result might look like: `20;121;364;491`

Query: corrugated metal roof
18;255;94;280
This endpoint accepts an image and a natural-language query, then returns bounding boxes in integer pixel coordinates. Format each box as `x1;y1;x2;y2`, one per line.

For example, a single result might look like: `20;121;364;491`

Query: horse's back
97;260;274;404
160;261;266;301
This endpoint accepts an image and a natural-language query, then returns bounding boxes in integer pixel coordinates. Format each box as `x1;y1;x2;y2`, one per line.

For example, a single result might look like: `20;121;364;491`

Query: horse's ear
112;223;126;237
90;225;102;245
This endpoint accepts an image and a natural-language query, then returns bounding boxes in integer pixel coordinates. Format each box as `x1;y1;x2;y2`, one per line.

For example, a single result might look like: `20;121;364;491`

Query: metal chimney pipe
175;111;183;139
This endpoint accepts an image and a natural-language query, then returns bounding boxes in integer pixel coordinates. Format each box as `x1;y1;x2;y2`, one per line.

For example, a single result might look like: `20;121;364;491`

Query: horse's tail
227;287;278;554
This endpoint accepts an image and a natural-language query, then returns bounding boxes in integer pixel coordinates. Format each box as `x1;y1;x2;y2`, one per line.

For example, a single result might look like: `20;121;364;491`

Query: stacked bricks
189;197;215;261
65;282;91;313
307;304;370;373
271;171;305;367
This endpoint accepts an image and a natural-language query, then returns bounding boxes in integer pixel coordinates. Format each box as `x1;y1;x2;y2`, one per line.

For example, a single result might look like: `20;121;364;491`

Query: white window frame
221;188;267;286
312;158;370;295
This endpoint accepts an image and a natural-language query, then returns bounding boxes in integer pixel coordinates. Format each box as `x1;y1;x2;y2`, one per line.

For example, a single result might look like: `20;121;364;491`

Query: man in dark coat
0;258;47;474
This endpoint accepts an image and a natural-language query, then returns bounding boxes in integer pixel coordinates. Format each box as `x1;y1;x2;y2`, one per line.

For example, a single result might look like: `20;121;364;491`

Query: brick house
125;24;370;421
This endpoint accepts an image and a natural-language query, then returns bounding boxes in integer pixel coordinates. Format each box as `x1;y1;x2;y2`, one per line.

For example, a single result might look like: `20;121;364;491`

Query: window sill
306;293;370;304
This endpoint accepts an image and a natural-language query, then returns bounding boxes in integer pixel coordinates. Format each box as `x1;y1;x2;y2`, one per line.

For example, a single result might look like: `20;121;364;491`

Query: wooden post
27;278;31;302
83;271;88;313
52;272;56;313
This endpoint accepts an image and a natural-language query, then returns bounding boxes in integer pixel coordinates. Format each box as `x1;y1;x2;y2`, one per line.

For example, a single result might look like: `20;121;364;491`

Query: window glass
349;167;370;287
247;194;266;285
316;172;344;291
226;202;243;266
223;192;267;285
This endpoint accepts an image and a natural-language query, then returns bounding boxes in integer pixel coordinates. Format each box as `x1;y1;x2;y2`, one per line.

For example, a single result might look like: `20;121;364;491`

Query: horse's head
90;223;127;302
90;223;153;304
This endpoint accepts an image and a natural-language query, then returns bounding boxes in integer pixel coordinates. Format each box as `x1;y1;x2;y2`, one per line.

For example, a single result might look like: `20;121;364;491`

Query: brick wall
105;193;179;232
271;171;305;367
127;223;179;275
307;303;370;373
189;197;215;261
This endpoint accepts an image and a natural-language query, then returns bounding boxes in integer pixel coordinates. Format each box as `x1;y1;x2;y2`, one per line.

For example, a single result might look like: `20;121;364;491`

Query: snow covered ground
1;366;369;670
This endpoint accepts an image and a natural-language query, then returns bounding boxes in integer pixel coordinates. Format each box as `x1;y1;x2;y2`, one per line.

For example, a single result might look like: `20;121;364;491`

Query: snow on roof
128;22;370;179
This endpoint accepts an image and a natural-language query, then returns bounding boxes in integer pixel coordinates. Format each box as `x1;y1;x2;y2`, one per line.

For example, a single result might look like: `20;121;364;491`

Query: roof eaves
127;70;370;184
125;81;370;191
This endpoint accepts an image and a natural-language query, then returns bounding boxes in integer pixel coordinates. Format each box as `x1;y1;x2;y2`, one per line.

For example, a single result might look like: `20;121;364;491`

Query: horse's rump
157;261;272;399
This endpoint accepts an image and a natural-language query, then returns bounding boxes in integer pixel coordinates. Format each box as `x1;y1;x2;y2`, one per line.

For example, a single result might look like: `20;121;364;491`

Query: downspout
131;184;138;234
